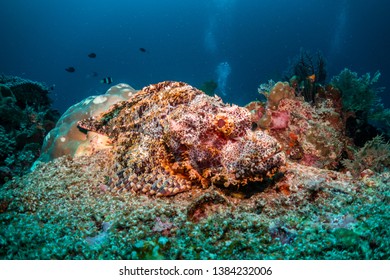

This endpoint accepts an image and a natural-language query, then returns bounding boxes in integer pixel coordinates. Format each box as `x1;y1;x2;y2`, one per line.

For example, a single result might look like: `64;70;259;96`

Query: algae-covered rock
0;75;59;181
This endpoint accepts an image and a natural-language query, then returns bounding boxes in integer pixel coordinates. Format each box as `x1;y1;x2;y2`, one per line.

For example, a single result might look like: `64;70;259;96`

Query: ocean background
0;0;389;113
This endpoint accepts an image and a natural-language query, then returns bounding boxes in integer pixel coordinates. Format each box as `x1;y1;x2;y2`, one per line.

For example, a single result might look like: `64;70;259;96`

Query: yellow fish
307;74;316;83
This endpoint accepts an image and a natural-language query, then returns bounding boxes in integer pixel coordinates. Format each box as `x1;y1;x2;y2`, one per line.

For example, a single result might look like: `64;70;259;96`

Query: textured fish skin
78;81;285;196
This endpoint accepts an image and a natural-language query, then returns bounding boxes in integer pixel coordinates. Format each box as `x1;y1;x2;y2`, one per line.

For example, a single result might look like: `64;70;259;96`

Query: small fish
100;77;113;84
139;47;146;53
307;74;316;83
88;53;97;58
65;67;76;73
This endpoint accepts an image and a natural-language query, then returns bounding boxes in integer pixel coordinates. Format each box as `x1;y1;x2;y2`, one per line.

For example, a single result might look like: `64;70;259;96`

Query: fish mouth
255;141;286;174
241;131;287;178
216;135;286;186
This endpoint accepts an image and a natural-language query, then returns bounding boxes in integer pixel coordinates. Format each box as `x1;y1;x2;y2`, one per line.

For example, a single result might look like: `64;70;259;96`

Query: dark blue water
1;0;389;113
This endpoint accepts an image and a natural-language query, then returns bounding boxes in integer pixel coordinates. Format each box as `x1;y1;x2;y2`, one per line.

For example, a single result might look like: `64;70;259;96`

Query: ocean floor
0;150;389;259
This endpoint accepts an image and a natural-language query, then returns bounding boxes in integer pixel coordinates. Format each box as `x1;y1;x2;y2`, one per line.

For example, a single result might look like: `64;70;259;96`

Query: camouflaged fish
78;81;285;196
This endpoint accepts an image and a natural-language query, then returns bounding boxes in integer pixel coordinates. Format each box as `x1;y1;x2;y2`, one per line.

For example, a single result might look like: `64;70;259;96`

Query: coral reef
259;81;295;111
342;135;390;178
0;75;52;111
330;68;390;141
254;68;389;171
251;81;347;169
37;83;136;163
331;68;381;113
283;49;327;103
0;79;389;260
78;81;285;196
0;75;59;183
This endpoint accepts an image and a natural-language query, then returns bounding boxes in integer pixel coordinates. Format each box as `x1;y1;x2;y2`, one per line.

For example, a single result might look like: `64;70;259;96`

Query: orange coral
248;82;347;169
267;82;295;110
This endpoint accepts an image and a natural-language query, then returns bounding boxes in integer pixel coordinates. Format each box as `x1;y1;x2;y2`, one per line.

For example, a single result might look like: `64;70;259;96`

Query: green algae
0;152;389;260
